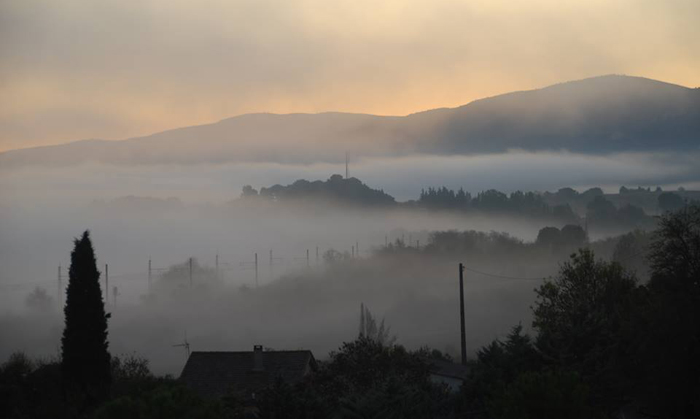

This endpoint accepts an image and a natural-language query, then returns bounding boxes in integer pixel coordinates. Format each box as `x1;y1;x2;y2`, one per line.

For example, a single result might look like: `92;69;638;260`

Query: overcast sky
1;0;699;151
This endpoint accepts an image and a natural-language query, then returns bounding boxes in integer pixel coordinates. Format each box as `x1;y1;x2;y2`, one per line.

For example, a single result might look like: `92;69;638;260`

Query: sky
1;0;699;151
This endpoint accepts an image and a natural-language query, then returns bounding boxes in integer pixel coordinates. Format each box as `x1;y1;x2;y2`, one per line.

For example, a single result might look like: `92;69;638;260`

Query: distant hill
240;175;396;207
1;75;698;168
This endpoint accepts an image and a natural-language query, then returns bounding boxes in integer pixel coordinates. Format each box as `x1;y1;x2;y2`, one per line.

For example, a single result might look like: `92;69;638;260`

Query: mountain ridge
1;75;698;168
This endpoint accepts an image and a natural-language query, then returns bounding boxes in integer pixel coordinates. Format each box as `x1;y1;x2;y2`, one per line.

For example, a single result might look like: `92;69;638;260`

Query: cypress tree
61;230;111;405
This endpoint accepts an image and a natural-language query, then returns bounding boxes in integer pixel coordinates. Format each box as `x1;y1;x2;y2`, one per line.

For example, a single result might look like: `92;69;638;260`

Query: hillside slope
1;75;698;168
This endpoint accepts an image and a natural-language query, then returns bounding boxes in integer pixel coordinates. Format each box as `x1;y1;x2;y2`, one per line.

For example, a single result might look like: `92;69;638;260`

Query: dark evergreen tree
61;231;111;407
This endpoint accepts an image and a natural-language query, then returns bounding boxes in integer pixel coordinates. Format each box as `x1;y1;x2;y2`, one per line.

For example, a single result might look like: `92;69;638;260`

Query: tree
487;370;590;419
25;286;53;312
657;192;685;212
358;304;396;346
240;185;258;198
586;195;617;226
61;231;111;407
559;224;587;247
635;204;700;417
532;249;637;412
536;227;560;248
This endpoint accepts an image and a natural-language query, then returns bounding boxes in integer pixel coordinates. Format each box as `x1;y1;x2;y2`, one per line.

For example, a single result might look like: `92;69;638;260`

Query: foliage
418;187;576;222
633;204;700;417
25;287;53;312
323;248;350;264
156;257;219;293
657;191;685;212
0;354;68;419
487;370;590;419
93;383;227;419
258;175;395;206
533;249;637;412
612;230;650;278
358;304;396;346
535;225;587;249
61;230;112;407
464;325;544;416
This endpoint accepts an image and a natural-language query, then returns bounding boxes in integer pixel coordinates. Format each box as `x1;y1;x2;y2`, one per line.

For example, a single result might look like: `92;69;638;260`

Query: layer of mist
0;150;668;376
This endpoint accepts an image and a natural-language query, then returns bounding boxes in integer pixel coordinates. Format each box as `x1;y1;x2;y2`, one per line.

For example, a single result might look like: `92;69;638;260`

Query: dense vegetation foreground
1;206;699;419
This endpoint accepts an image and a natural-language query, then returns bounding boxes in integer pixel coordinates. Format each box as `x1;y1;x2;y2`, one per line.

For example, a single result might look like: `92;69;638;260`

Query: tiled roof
425;358;471;380
179;350;316;398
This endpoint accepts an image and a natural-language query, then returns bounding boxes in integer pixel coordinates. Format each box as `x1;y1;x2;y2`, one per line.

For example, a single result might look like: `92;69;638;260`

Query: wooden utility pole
306;249;310;267
105;264;109;303
57;265;62;304
459;263;467;365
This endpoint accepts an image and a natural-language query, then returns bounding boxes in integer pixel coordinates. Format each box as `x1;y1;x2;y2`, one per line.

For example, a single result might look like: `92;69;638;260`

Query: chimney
252;345;264;371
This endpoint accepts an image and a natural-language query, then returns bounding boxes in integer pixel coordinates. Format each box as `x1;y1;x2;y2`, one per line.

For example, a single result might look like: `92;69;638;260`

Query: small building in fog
179;345;317;399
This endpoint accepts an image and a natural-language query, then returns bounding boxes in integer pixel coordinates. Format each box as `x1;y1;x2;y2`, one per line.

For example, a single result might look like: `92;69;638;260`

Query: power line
461;265;545;281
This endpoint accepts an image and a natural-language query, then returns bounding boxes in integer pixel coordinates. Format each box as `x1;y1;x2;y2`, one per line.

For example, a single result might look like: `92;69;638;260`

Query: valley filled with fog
0;150;677;375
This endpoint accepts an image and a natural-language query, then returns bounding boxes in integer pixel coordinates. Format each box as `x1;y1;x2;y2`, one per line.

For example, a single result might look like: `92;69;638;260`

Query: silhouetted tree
635;204;700;417
25;286;53;312
358;304;396;346
533;249;637;412
586;195;617;226
241;185;259;197
560;224;587;247
536;227;560;248
612;230;650;277
61;231;111;408
657;191;685;212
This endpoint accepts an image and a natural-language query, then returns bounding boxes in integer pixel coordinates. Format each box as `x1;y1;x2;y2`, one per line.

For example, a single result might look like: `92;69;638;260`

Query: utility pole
306;249;310;268
113;286;118;308
255;253;259;287
189;257;193;288
269;249;273;278
105;264;109;303
148;258;152;291
459;263;467;365
57;265;62;304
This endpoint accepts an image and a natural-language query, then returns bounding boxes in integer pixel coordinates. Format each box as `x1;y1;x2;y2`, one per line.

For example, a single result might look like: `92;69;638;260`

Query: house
425;358;471;393
179;345;317;399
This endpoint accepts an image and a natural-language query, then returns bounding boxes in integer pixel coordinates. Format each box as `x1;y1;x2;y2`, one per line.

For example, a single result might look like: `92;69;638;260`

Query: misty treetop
238;176;700;234
242;175;395;206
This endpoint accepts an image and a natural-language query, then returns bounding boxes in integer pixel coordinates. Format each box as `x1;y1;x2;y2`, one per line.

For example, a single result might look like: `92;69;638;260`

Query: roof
425;358;471;381
179;350;316;399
